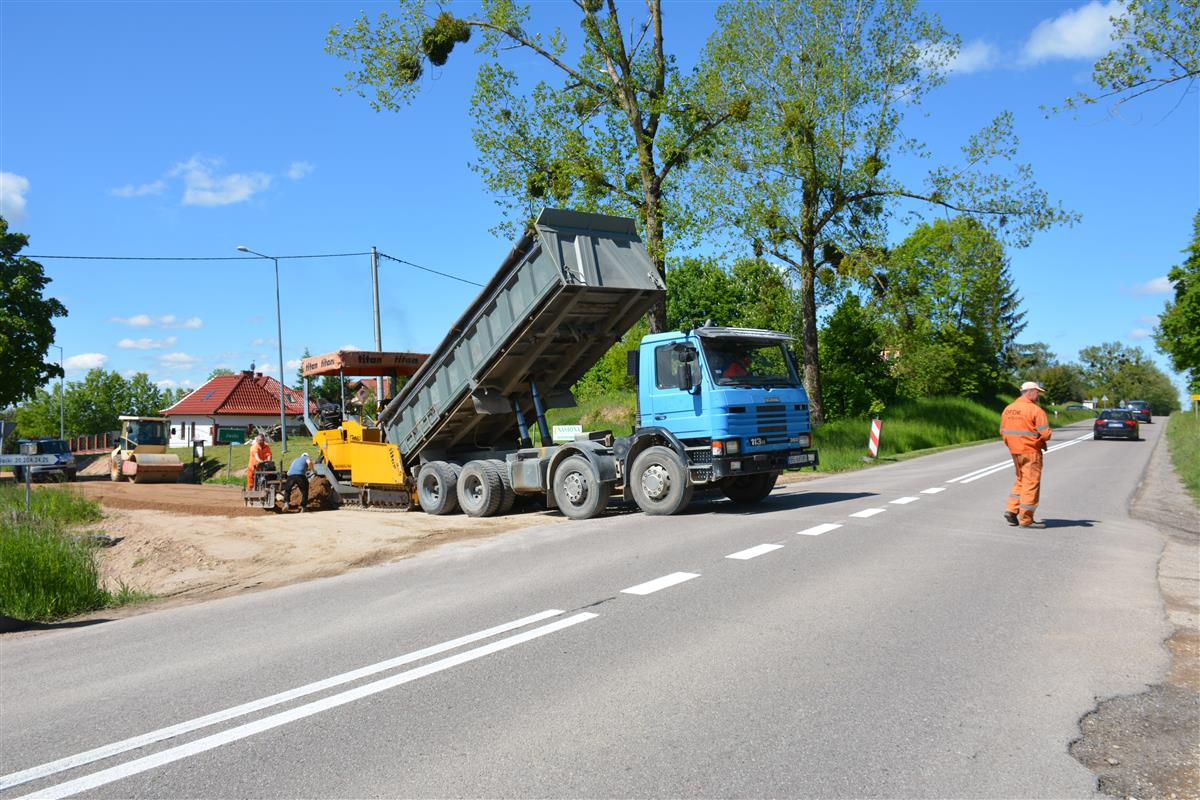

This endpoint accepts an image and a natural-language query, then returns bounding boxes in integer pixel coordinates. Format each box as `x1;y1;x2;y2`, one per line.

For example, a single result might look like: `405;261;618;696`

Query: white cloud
287;161;315;180
111;180;166;198
171;155;271;207
111;314;203;329
285;358;303;370
1022;0;1124;64
64;353;108;370
0;172;30;220
1130;328;1153;338
117;335;177;350
340;344;361;351
250;337;276;347
158;352;199;369
1132;275;1172;295
257;362;274;375
951;40;1000;74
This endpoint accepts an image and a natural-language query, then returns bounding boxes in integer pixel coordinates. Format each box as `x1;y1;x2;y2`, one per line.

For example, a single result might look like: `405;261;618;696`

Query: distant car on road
12;438;77;482
1124;400;1152;424
1064;403;1088;412
1094;410;1140;441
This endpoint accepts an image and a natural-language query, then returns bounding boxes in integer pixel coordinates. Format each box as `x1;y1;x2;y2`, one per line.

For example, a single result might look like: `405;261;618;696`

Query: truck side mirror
627;350;639;379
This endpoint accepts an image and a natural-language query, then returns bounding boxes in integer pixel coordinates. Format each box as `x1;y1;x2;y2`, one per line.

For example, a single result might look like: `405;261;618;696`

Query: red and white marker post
867;418;883;459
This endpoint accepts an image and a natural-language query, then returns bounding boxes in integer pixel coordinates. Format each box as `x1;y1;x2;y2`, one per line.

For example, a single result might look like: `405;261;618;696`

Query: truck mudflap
710;449;818;480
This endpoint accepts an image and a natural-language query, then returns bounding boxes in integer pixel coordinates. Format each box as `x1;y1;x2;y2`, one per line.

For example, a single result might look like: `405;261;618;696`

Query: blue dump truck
378;208;817;520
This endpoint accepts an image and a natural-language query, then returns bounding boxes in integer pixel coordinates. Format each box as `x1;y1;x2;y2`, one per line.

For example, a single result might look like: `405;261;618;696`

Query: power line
24;251;371;261
376;251;484;287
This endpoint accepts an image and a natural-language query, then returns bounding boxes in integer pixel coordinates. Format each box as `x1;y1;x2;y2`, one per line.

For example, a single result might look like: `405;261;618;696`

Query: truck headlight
789;434;811;448
712;439;739;456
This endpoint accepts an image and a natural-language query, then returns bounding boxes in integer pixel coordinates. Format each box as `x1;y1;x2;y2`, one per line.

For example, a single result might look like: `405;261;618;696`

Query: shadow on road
1043;518;1099;528
695;490;877;515
0;615;112;634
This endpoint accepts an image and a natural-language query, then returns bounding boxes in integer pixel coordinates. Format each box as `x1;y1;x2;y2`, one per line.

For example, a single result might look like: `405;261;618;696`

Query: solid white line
796;523;841;536
948;459;1011;483
0;609;565;792
959;438;1090;484
849;508;886;518
920;487;946;494
13;613;598;800
621;572;699;595
889;496;919;505
726;544;784;560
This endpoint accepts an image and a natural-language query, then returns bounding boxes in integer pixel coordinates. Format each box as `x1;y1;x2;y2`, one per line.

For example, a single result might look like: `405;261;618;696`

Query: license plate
1108;422;1124;427
749;436;767;446
787;454;808;465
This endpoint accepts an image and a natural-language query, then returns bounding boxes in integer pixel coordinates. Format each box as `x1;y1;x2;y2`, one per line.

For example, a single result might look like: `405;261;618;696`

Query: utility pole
52;344;64;439
371;246;384;403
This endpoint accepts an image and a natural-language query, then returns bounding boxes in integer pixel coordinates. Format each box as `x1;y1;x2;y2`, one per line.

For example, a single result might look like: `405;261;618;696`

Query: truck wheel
721;471;778;505
418;461;460;515
109;458;123;482
630;446;692;516
457;460;504;517
487;459;516;515
552;455;611;520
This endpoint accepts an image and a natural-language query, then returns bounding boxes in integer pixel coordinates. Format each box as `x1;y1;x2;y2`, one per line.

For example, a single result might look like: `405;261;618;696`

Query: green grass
1166;410;1200;505
0;486;156;622
546;392;638;439
165;439;323;484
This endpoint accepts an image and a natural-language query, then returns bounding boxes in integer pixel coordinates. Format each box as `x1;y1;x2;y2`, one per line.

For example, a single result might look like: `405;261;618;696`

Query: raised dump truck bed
379;208;664;463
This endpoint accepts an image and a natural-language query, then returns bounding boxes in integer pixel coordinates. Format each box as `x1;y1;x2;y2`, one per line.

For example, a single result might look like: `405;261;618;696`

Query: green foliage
15;368;175;438
573;319;648;404
1154;210;1200;390
0;484;103;525
1078;341;1181;414
1166;410;1200;505
546;391;638;435
874;217;1025;399
818;293;895;420
1030;363;1089;406
0;216;68;408
697;0;1075;421
207;368;234;381
665;257;797;334
1055;0;1200;113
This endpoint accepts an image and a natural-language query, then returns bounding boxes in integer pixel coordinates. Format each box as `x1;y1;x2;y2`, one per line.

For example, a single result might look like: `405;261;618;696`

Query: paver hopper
110;416;184;483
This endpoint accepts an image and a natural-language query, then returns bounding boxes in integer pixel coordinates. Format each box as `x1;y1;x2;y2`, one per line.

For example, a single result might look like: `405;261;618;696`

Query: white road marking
726;544;784;560
849;508;886;518
959;436;1090;484
621;572;700;595
12;613;598;800
890;496;919;505
920;487;946;494
0;609;566;792
948;459;1011;483
796;523;841;536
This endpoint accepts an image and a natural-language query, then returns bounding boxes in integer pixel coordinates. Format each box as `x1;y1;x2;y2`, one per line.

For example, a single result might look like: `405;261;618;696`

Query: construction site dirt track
73;480;262;517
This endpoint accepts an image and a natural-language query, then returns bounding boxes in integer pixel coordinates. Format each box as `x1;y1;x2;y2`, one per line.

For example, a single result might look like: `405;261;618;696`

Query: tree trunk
644;191;668;333
799;248;824;425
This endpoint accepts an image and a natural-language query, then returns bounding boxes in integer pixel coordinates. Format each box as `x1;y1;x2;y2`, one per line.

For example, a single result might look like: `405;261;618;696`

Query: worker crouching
1000;381;1052;529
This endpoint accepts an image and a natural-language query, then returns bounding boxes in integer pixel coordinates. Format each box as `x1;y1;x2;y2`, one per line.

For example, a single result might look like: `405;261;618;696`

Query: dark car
1124;400;1152;424
12;438;77;482
1094;410;1140;441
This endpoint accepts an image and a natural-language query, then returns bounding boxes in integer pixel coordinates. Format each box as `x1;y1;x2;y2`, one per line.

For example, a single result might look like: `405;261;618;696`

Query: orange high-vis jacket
249;440;272;467
1000;395;1052;454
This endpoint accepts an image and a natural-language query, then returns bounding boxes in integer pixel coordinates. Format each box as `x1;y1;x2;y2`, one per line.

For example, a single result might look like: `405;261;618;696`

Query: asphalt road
0;419;1173;798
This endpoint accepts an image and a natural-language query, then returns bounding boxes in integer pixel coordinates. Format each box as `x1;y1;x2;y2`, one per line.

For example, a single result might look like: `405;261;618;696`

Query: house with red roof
161;370;315;447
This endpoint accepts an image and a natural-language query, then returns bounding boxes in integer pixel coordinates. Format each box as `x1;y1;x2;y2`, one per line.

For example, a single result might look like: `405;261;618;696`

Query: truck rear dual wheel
418;461;461;515
721;471;779;505
630;446;693;516
552;455;611;520
458;460;509;518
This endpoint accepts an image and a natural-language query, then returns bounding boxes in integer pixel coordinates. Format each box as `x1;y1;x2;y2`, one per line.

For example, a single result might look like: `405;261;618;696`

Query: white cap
1020;381;1044;392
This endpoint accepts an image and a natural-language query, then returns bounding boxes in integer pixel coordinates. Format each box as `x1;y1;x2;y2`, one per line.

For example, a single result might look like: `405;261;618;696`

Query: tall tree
326;0;748;332
818;293;895;419
697;0;1075;422
0;216;67;408
1154;210;1200;390
873;217;1026;400
1055;0;1200;114
665;257;797;334
1008;342;1058;378
1079;341;1181;413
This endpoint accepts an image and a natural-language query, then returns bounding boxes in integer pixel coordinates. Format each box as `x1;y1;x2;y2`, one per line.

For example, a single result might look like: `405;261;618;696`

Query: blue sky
1;0;1196;401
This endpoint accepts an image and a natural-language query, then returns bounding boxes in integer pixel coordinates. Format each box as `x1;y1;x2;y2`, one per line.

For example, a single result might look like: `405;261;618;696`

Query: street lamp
236;245;288;451
51;344;64;439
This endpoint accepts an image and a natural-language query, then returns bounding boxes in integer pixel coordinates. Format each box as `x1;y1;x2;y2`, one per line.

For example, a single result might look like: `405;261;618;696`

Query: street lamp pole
51;344;64;439
236;245;288;452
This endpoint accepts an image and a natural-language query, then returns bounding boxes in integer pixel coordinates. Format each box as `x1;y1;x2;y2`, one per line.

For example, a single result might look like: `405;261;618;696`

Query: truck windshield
702;340;799;387
127;421;168;446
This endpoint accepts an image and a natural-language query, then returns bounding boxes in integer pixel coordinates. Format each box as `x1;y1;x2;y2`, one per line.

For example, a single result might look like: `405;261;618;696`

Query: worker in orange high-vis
246;433;272;491
1000;381;1052;529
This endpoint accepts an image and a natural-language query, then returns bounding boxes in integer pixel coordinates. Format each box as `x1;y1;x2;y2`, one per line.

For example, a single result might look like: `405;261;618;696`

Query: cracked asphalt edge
1069;417;1200;799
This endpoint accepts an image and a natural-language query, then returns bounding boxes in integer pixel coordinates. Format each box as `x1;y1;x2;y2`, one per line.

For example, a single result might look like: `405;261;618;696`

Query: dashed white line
726;544;784;560
890;496;919;505
920;487;946;494
796;523;842;536
849;508;886;518
15;612;598;800
621;572;700;595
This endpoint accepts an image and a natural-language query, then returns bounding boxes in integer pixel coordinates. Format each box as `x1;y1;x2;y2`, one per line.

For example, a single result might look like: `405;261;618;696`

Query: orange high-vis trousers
1006;450;1044;525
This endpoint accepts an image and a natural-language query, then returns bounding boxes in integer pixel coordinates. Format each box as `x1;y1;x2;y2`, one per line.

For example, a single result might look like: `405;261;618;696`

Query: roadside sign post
865;418;883;461
0;454;58;513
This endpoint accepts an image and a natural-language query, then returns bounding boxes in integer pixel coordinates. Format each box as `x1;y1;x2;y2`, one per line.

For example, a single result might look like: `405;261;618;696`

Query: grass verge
1166;411;1200;505
0;485;156;622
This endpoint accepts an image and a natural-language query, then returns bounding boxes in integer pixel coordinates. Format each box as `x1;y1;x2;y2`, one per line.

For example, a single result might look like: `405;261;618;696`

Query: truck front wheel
721;471;779;505
417;461;460;515
552;455;611;520
630;446;693;516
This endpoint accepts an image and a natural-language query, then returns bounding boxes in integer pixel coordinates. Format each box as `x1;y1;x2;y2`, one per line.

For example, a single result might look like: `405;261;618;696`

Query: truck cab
614;325;818;514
